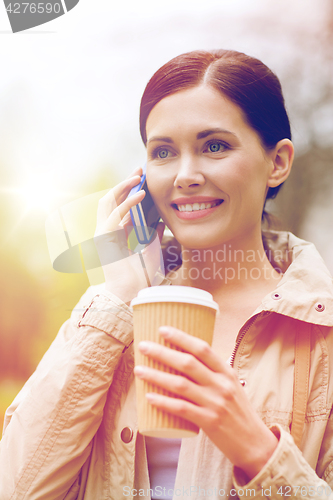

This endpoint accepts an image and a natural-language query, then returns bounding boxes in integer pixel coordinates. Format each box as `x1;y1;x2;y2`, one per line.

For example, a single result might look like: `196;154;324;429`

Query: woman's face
145;85;277;250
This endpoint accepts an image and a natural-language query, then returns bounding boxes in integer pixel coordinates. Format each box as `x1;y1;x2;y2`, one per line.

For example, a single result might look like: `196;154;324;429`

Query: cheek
223;156;269;190
147;165;173;197
146;176;161;202
146;175;169;216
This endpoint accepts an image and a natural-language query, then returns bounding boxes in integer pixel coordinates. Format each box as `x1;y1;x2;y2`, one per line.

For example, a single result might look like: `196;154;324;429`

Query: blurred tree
0;253;45;380
273;147;333;235
273;1;333;236
0;164;116;426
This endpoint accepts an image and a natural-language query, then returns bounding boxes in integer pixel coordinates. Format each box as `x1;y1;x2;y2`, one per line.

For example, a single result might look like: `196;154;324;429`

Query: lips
173;200;223;212
171;196;223;205
171;198;224;220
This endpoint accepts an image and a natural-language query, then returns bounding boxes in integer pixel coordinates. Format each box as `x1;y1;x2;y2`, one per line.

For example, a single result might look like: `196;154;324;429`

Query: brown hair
140;49;291;202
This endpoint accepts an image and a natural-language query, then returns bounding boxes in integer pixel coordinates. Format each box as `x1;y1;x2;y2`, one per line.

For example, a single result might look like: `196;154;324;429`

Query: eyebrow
196;128;237;140
147;136;174;145
147;128;237;145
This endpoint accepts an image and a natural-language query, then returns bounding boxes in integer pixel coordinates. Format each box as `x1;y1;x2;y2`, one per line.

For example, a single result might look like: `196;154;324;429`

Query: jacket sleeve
0;287;134;500
232;425;333;499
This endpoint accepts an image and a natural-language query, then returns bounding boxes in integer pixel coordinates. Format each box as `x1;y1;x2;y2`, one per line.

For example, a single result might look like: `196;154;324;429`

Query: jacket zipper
229;312;266;368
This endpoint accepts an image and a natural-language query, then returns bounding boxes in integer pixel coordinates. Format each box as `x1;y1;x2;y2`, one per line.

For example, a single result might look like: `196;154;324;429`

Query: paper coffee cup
131;286;219;438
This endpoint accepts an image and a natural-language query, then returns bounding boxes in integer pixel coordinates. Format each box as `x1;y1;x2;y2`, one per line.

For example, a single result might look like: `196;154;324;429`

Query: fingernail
138;341;150;353
146;393;156;402
134;366;145;377
134;189;145;196
159;326;170;337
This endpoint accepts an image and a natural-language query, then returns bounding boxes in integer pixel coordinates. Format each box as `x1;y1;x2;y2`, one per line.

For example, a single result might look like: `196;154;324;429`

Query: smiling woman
145;85;292;257
1;50;333;500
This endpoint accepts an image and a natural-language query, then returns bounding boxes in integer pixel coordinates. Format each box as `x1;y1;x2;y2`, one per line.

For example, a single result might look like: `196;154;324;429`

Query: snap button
121;427;133;443
315;303;325;312
239;379;247;387
271;292;281;300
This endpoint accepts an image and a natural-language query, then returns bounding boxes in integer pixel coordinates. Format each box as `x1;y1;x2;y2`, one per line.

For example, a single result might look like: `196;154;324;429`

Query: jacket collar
161;231;333;327
260;231;333;327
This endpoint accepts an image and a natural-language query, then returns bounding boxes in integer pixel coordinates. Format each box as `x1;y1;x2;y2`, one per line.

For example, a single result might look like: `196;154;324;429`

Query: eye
158;148;169;159
204;140;229;154
149;146;173;160
209;142;221;152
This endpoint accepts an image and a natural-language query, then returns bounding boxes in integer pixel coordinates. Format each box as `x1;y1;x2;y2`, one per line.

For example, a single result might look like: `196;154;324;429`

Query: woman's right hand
94;166;165;304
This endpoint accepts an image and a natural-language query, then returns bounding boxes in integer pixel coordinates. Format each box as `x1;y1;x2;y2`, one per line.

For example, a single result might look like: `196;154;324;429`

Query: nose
173;156;205;189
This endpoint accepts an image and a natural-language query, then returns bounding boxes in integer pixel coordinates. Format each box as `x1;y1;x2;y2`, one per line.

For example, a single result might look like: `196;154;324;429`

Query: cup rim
130;285;219;311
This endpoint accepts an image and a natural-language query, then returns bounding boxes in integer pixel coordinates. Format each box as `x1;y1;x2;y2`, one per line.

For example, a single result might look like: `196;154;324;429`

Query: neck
166;230;282;296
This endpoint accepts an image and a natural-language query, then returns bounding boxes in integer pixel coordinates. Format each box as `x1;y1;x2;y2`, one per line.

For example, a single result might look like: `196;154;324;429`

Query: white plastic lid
131;286;219;311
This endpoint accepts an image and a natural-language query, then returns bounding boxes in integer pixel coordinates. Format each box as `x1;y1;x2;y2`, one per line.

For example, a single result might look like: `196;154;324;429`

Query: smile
173;200;223;212
171;199;224;220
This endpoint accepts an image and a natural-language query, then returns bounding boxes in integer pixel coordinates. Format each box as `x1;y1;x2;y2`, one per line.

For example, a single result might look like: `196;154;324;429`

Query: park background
0;0;332;427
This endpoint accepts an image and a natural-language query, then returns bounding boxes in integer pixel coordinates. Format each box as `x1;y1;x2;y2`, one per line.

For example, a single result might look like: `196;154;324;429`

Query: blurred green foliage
0;166;117;429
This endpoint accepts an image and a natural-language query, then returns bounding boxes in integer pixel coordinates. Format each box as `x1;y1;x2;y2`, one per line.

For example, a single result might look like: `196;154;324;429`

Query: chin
173;230;221;250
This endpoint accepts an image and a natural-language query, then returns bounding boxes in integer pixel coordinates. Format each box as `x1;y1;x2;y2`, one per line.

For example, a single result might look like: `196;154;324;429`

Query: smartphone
128;164;161;244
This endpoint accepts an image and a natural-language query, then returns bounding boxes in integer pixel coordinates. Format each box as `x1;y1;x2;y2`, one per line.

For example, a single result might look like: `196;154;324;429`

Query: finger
125;165;143;180
100;189;145;233
137;340;213;385
110;189;146;226
119;211;132;229
134;365;208;407
158;326;226;374
144;392;212;430
145;389;277;473
98;175;143;219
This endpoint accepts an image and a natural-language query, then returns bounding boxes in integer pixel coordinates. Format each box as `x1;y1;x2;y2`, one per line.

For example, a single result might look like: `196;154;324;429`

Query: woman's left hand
134;326;278;481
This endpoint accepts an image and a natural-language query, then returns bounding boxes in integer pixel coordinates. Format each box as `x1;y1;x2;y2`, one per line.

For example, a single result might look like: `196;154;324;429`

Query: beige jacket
1;231;333;500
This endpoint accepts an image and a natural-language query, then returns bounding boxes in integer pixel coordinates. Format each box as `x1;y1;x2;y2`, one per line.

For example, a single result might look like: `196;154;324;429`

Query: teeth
177;201;220;212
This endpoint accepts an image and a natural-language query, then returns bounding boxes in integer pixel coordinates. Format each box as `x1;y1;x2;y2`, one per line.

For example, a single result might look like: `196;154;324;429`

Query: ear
267;139;294;188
